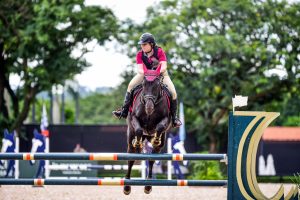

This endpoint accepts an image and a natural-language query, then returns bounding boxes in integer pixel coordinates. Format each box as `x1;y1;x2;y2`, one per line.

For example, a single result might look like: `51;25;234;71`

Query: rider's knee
171;91;177;100
128;82;136;92
128;80;141;92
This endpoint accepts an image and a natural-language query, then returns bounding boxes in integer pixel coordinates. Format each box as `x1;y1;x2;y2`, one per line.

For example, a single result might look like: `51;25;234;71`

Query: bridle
140;75;164;105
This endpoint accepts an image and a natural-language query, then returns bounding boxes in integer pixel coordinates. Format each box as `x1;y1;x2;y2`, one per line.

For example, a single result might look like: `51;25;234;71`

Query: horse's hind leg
145;133;166;194
144;159;154;194
144;147;162;194
124;145;135;195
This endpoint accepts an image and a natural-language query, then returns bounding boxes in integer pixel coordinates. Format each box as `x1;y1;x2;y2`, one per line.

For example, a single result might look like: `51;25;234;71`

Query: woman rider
112;33;181;128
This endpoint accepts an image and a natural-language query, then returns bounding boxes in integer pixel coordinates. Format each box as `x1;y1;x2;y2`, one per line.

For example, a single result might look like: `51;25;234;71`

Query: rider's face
141;43;152;53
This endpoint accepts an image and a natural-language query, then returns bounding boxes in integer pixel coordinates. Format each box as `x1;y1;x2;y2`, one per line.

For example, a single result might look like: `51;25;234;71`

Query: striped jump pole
0;153;227;162
0;178;228;187
47;164;144;171
1;112;297;200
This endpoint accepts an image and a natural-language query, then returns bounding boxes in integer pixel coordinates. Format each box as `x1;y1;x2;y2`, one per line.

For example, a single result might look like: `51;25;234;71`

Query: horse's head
142;65;162;115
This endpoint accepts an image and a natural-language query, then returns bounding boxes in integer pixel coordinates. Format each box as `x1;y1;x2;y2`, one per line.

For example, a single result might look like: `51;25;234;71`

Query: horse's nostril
146;106;154;111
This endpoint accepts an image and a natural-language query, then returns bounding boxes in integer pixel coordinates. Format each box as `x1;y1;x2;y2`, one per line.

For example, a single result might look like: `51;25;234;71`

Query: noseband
142;94;158;105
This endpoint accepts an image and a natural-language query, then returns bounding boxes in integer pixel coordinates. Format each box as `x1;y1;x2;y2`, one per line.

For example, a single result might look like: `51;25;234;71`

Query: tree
79;91;125;124
0;0;119;133
119;0;300;152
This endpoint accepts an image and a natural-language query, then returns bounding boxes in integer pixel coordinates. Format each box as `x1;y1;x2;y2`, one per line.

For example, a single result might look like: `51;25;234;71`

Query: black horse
124;65;172;195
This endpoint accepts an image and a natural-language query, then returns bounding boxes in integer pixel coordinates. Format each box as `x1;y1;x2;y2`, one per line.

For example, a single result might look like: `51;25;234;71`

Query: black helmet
138;33;155;45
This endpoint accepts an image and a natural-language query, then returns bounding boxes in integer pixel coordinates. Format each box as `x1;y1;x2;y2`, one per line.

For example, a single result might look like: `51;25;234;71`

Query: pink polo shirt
136;47;167;67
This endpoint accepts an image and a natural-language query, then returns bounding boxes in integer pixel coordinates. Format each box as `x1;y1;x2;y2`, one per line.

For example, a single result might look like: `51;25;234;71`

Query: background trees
0;0;118;132
118;0;300;152
1;0;299;152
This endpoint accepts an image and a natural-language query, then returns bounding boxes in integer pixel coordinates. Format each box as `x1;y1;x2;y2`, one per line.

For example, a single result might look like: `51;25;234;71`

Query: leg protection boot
112;92;132;119
170;99;182;128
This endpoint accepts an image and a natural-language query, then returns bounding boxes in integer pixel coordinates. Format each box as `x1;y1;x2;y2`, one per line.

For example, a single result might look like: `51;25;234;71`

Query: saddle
129;84;171;113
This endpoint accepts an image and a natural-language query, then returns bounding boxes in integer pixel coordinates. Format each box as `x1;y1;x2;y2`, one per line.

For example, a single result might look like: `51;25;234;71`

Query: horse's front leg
131;115;144;149
151;117;170;147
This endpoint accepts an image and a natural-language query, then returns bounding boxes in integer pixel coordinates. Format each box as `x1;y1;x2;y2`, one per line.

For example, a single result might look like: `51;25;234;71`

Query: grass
257;175;300;183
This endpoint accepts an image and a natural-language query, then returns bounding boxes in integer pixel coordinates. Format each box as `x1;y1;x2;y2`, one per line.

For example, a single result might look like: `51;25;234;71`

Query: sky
75;0;159;90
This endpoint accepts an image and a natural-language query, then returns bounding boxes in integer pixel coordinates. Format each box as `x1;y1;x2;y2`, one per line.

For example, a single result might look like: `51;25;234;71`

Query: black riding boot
112;92;132;119
170;99;182;128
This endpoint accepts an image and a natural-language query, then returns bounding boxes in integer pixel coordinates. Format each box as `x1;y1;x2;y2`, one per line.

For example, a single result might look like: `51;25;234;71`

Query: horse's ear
143;64;148;74
156;64;161;74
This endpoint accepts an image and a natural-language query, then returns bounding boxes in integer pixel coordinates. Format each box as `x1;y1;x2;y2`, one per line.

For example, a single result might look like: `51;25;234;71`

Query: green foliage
280;94;300;126
119;0;300;152
188;152;225;180
266;93;300;126
258;176;300;183
0;0;119;132
282;116;300;126
26;97;75;124
64;103;75;124
25;89;125;125
26;98;50;123
290;172;300;190
79;90;125;124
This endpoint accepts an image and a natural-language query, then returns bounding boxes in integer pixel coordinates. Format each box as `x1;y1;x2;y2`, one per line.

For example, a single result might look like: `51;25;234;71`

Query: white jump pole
45;137;50;179
141;160;146;179
167;137;172;180
15;136;19;179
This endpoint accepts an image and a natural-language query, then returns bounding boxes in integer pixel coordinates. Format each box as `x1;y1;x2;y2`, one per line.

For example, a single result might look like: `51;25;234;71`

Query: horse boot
170;99;182;128
112;92;132;119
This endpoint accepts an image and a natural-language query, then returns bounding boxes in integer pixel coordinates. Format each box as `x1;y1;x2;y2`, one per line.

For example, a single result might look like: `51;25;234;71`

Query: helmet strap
145;47;154;56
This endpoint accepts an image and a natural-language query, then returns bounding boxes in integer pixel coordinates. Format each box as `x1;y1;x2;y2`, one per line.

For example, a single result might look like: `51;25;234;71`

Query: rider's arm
158;48;167;74
137;64;144;74
138;62;165;74
136;51;145;74
159;61;167;73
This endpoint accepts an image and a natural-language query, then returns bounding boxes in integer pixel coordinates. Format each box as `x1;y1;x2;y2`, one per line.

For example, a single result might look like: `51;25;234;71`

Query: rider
112;33;182;128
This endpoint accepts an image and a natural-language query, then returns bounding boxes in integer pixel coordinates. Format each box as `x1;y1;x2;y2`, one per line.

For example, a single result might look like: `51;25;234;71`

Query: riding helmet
138;33;156;45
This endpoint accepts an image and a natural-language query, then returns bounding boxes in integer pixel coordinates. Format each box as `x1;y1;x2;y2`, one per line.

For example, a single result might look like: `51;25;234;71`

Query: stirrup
112;108;123;119
173;118;182;128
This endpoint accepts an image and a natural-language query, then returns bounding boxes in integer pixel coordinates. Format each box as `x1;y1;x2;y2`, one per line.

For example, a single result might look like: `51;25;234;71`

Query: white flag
232;95;248;109
179;102;186;141
40;104;49;137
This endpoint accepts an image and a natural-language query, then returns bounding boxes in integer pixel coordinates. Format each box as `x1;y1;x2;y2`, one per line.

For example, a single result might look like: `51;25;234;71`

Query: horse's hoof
144;186;152;194
123;185;131;195
151;141;161;147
